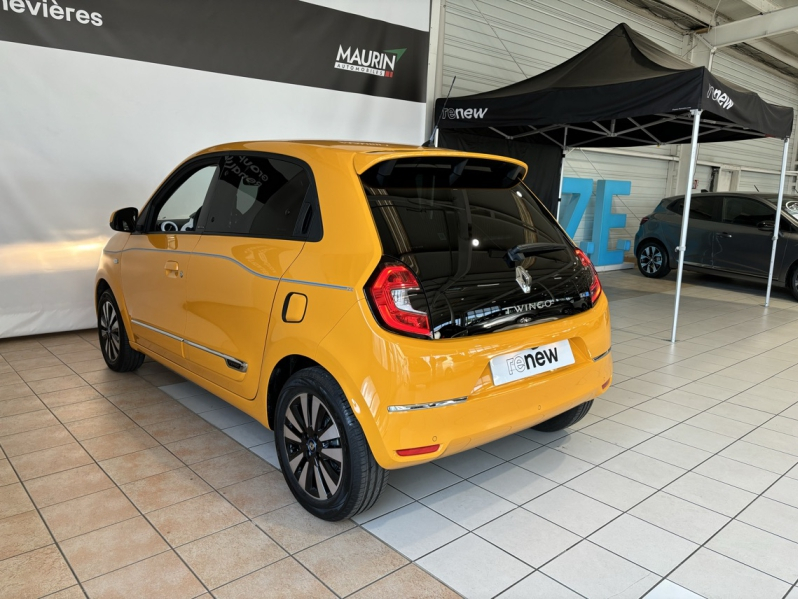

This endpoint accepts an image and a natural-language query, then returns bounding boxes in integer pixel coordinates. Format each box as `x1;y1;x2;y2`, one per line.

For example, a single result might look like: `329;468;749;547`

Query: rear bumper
318;293;612;470
381;348;612;468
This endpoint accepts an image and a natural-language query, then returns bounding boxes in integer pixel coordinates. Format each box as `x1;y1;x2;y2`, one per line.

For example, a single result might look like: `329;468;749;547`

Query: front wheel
275;367;387;521
637;240;670;278
532;401;593;432
97;290;144;372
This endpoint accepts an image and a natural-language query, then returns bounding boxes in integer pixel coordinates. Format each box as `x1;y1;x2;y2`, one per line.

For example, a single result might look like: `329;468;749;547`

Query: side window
723;197;775;227
151;165;218;233
668;196;719;221
203;154;312;239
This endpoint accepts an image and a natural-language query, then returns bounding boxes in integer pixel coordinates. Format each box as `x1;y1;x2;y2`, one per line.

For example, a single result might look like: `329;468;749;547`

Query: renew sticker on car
490;340;576;386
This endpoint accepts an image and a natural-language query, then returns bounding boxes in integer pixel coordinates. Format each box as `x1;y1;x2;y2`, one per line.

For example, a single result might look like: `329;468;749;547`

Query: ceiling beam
701;6;798;47
738;0;783;14
654;0;798;70
747;37;798;70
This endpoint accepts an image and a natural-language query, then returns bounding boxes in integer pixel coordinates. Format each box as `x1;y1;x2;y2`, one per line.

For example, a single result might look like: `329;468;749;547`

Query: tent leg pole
670;109;702;343
765;137;790;307
433;128;439;148
556;152;565;221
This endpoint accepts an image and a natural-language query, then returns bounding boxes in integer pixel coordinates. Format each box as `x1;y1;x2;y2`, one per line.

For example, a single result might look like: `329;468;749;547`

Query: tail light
367;263;431;337
640;216;650;225
574;248;602;304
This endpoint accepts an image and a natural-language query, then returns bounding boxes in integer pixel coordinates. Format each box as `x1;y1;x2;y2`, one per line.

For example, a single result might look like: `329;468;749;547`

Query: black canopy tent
434;23;794;342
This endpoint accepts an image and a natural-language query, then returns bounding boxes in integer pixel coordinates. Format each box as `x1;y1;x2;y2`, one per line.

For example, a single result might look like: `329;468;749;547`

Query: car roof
185;140;529;177
663;192;798;203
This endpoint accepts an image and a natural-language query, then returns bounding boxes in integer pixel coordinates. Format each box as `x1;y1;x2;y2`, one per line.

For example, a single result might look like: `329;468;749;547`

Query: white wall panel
0;38;427;338
738;171;782;193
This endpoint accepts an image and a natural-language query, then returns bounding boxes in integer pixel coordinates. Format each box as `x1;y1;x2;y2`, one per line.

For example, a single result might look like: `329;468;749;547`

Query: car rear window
360;156;591;337
360;157;565;267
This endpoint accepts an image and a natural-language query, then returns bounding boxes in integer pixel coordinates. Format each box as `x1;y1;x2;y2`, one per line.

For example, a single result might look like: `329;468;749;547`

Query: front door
121;160;219;365
678;194;724;267
713;196;781;277
183;153;317;399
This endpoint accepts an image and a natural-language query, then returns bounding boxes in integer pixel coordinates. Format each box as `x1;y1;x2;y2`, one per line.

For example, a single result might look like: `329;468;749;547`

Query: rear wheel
637;240;670;278
788;264;798;301
532;401;593;432
97;290;144;372
275;367;387;521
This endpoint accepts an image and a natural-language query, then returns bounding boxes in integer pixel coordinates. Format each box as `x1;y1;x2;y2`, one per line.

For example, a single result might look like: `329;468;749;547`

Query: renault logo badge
515;266;532;293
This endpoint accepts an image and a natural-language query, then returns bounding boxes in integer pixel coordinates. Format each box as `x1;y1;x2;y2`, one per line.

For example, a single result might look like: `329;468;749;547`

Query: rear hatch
360;156;599;339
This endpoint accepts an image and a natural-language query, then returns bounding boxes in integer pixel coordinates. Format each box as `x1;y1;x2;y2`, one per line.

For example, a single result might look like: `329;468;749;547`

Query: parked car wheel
275;367;387;521
788;264;798;301
637;240;670;278
532;400;593;432
97;290;145;372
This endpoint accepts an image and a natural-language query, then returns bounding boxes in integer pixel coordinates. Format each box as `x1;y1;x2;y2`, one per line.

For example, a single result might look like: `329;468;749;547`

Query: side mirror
758;220;775;231
110;207;139;232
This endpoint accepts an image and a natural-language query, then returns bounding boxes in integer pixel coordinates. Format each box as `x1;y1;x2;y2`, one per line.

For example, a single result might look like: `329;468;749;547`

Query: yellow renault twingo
96;141;612;520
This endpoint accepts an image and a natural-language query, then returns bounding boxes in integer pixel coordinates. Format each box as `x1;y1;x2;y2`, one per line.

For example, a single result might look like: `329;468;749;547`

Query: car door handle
164;260;181;278
717;232;733;238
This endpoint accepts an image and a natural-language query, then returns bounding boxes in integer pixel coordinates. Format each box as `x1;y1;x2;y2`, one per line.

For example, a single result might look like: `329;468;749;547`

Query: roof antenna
754;185;760;192
423;76;456;147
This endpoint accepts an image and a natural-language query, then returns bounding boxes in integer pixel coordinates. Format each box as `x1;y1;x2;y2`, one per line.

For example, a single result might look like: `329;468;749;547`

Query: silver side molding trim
105;247;353;291
592;347;611;362
131;319;248;373
132;319;182;342
387;397;467;413
183;340;248;373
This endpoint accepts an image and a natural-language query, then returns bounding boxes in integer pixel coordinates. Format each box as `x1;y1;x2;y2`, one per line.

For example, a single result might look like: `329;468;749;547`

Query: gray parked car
634;192;798;300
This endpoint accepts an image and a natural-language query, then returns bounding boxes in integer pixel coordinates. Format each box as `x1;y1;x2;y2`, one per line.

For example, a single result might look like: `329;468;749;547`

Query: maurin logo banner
0;0;429;103
335;46;406;78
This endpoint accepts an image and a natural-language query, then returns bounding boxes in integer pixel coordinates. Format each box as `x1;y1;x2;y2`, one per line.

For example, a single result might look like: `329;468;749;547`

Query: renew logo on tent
441;107;489;120
707;85;734;110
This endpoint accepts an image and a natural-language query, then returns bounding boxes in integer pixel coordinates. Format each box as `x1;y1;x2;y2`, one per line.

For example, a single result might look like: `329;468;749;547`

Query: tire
788;264;798;302
97;290;145;372
532;400;593;432
274;367;388;521
637;240;670;278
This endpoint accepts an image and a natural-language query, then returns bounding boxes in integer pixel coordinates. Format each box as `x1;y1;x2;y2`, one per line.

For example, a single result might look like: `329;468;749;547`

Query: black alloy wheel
275;367;387;521
99;298;121;363
637;241;670;278
97;290;145;372
282;391;344;500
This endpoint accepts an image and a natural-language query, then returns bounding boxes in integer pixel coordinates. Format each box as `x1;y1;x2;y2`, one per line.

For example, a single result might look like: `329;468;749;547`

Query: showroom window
722;196;776;227
203;154;312;239
151;165;218;233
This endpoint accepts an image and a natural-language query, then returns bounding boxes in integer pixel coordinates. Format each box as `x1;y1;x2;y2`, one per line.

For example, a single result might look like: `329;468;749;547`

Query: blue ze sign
559;178;632;267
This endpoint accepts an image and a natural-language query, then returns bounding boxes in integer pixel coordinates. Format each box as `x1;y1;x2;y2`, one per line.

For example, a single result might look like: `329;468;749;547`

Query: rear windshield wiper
503;243;566;267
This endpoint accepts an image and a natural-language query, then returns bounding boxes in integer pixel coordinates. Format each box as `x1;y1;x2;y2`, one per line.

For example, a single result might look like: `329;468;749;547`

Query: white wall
0;2;431;338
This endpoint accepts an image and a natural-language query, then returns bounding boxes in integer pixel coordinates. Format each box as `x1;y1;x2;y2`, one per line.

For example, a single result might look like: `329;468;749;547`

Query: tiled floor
3;268;798;598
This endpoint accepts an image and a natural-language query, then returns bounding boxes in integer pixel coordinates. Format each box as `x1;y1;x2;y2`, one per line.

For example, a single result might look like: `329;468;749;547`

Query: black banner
0;0;429;102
